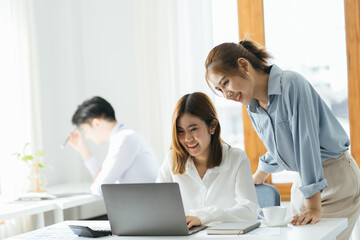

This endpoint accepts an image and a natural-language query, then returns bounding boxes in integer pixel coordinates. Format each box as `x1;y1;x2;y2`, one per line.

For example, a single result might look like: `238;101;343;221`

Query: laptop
101;183;207;236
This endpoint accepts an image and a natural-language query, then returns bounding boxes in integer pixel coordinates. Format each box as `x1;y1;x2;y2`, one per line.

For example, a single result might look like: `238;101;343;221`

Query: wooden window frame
237;0;360;202
345;0;360;169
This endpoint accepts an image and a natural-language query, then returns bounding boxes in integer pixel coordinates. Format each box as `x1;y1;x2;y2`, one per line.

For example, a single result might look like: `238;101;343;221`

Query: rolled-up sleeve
291;80;328;199
258;152;281;173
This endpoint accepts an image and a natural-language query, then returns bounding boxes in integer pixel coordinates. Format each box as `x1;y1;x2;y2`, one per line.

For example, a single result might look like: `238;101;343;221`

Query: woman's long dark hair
171;92;223;174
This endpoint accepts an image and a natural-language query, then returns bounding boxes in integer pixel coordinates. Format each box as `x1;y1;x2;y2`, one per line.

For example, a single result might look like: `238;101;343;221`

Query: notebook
206;221;261;235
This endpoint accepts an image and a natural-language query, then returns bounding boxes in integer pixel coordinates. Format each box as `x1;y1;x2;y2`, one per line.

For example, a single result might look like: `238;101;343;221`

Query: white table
0;182;105;228
5;218;347;240
0;201;56;228
46;182;104;223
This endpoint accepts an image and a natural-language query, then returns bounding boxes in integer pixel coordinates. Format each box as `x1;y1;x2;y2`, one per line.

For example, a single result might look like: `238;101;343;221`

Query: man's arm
68;129;92;161
90;134;139;195
68;129;100;179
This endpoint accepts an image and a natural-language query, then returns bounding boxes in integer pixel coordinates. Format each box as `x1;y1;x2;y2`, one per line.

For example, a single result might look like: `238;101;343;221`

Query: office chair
255;183;281;208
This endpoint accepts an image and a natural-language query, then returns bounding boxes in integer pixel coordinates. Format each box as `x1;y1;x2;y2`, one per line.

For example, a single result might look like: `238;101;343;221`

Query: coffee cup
257;206;287;222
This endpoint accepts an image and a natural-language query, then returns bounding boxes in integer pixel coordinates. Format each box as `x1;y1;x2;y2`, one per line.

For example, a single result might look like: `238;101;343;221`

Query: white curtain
134;0;213;158
0;0;214;238
0;0;42;238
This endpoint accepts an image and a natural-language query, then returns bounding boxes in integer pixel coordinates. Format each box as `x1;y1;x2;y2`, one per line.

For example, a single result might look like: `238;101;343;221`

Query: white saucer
261;218;292;227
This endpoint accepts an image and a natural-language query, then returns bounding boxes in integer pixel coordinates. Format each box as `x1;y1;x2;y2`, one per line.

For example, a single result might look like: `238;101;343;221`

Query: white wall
31;0;213;186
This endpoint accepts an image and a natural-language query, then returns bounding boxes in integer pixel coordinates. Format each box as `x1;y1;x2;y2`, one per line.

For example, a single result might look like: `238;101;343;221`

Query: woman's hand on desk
186;215;201;229
291;192;321;225
291;208;321;225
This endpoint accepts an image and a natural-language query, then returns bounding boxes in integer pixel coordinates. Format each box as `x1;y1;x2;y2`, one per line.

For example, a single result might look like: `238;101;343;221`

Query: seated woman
157;92;259;228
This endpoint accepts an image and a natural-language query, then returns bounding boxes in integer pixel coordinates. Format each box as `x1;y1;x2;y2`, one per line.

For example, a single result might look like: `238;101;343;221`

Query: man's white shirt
85;123;159;195
157;144;259;224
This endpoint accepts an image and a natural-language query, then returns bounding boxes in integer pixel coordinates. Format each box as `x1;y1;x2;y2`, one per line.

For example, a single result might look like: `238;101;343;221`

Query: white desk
0;183;105;228
0;201;56;228
46;182;105;223
6;218;347;240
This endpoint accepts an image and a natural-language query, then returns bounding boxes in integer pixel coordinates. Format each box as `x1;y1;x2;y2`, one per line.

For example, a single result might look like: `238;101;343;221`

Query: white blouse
157;144;259;225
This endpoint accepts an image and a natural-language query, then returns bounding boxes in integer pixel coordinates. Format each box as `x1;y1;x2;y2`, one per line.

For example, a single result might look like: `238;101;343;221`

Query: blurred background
0;0;350;221
0;0;354;238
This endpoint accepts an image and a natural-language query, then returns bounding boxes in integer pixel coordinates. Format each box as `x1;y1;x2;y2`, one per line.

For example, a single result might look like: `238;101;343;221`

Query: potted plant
14;143;49;192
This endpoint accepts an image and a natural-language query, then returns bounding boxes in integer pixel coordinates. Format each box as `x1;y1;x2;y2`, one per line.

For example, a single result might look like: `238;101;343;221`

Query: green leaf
35;150;44;157
22;155;33;162
38;162;44;168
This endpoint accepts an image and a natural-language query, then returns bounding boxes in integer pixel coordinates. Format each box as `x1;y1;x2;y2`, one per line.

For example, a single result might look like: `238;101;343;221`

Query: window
0;0;38;197
211;0;244;149
263;0;349;183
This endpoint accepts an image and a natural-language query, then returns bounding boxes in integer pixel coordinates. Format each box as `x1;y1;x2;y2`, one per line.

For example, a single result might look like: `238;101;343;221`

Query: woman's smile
187;143;199;149
235;92;242;102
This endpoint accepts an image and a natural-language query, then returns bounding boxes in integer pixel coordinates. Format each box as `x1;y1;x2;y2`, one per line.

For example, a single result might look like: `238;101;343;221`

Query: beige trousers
290;151;360;240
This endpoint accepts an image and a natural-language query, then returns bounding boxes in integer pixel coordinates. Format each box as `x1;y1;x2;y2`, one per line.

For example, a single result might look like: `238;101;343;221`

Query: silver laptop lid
101;183;191;236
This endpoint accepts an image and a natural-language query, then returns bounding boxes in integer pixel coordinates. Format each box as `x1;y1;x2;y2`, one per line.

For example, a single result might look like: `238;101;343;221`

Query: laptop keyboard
189;225;207;234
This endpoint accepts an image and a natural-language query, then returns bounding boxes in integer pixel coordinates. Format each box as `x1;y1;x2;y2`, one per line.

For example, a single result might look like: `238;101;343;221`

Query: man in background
68;96;159;196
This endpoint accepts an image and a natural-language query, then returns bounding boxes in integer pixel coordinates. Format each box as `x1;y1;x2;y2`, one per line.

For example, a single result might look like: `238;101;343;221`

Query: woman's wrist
306;191;321;211
292;192;322;225
253;170;270;184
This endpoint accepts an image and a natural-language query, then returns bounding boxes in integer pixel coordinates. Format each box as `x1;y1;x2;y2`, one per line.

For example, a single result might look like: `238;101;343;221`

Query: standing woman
205;40;360;240
157;92;258;228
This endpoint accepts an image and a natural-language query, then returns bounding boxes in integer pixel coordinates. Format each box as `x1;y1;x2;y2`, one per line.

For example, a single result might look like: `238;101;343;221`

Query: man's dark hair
72;96;116;126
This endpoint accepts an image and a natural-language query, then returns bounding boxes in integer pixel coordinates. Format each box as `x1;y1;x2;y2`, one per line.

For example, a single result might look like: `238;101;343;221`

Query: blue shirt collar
268;64;282;96
248;99;259;113
248;64;282;113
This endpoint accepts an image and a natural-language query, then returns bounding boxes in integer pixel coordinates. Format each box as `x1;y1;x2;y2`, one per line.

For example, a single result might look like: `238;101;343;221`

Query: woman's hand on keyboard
186;215;201;229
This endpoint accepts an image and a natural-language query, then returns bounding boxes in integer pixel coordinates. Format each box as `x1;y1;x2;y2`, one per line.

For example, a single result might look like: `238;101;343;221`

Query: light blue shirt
247;65;350;198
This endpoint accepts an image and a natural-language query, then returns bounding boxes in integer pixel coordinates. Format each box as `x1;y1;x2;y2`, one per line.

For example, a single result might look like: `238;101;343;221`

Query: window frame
237;0;360;201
